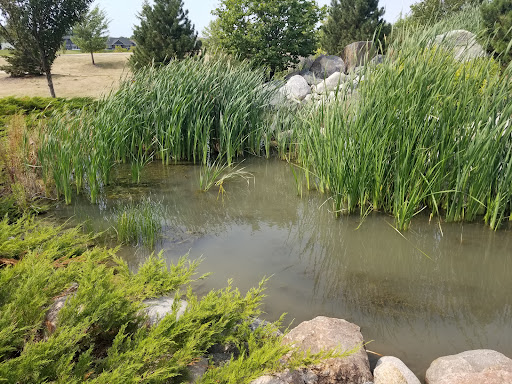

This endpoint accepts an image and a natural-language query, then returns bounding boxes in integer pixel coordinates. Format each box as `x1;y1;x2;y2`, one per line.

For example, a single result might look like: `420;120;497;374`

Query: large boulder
283;75;311;101
250;370;317;384
374;356;420;384
314;72;347;94
425;349;512;384
302;71;323;86
282;316;373;384
142;296;188;326
310;55;346;79
433;30;486;62
343;41;374;73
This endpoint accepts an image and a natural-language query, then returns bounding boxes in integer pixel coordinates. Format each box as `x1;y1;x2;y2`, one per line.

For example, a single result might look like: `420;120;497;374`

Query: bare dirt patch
0;53;131;98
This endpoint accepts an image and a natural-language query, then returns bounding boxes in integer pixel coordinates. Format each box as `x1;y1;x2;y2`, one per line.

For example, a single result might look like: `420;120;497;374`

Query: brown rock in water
282;316;373;384
425;349;512;384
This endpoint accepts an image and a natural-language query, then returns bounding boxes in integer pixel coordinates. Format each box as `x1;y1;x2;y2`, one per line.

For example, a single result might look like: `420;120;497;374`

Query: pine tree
481;0;512;65
320;0;390;56
130;0;201;70
71;6;110;65
410;0;484;25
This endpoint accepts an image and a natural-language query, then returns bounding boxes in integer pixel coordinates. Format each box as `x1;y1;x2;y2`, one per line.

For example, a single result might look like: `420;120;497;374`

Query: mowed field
0;52;131;98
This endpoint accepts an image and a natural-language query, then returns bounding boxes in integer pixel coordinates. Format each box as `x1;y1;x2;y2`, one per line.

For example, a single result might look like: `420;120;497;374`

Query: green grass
289;6;512;231
37;54;278;204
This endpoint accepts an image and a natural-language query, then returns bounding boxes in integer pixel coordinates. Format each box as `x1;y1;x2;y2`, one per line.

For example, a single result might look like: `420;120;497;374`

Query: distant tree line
1;0;509;98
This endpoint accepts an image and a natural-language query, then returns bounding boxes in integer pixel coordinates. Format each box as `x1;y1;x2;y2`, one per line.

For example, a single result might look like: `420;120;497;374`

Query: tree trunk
91;51;95;65
39;48;56;98
45;69;56;98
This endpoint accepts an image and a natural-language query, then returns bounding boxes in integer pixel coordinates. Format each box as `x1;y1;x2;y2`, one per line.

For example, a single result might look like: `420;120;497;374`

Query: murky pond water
53;157;512;378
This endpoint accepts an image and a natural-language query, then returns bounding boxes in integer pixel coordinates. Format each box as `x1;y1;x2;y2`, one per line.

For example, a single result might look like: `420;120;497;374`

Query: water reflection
53;158;512;378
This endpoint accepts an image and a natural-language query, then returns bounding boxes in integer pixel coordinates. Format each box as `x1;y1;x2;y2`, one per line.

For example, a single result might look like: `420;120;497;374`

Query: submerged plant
111;196;165;248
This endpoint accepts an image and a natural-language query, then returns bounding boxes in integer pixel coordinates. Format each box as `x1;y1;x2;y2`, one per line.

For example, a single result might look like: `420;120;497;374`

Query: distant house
62;35;80;50
106;37;136;50
0;42;14;50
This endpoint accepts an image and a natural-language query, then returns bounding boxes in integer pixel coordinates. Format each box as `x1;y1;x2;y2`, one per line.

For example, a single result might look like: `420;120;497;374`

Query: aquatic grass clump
37;55;279;204
111;197;165;248
291;7;512;230
199;159;255;199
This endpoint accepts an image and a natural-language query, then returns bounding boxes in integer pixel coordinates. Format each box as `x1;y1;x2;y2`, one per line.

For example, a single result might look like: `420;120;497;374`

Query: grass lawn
0;52;131;98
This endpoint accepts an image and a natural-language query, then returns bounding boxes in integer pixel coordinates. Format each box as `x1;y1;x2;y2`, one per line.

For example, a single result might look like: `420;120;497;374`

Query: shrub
0;216;342;382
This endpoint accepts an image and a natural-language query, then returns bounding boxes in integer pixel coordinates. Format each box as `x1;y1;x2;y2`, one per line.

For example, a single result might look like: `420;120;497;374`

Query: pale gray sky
93;0;418;38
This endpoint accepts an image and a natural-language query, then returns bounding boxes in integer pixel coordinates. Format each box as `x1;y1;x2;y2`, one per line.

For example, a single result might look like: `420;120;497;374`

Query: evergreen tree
320;0;390;56
481;0;512;65
0;22;43;77
72;6;110;65
130;0;201;70
212;0;323;78
0;0;92;97
410;0;484;24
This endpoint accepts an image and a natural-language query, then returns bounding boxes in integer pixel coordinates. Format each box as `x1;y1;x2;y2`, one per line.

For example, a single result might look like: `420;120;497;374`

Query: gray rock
374;356;420;384
250;369;317;384
433;30;486;62
186;357;209;383
303;94;313;103
314;72;346;94
44;282;79;336
310;55;346;79
425;349;512;384
298;56;315;73
283;75;311;101
344;41;374;72
302;71;323;86
142;296;188;326
370;55;384;66
282;316;373;384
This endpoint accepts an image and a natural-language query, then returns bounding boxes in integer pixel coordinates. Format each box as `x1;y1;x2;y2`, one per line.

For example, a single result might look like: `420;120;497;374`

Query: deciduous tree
130;0;201;70
320;0;390;56
0;0;92;97
72;6;110;65
212;0;323;78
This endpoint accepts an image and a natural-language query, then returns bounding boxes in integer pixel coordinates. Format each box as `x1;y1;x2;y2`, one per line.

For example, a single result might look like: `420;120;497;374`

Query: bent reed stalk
37;55;279;204
290;8;512;231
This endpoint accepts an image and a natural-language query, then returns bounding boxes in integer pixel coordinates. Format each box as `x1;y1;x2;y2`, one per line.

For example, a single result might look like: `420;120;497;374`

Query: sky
93;0;418;38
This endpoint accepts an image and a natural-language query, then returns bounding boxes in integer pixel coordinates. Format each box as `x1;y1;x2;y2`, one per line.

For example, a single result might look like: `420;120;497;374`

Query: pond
53;157;512;379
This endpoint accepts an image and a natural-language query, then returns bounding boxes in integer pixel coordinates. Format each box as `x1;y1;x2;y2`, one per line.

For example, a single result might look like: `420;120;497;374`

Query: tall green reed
290;7;512;230
37;55;279;204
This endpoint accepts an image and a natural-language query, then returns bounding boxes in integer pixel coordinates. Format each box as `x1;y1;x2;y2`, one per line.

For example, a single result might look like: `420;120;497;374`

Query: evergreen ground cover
0;215;342;383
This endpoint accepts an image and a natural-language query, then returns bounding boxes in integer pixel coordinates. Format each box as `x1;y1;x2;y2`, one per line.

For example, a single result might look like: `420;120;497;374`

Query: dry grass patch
0;52;131;98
